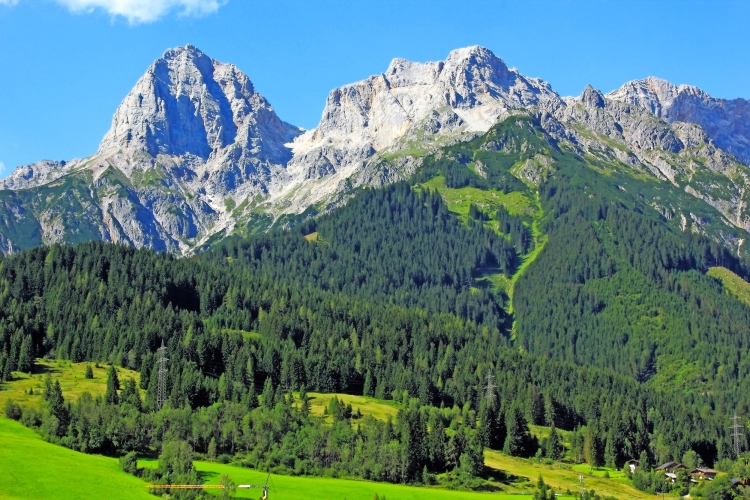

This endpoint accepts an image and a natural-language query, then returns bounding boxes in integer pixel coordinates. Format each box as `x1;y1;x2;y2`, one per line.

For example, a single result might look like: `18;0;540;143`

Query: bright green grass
484;450;651;500
307;392;400;422
0;418;152;500
418;176;535;219
0;359;143;410
707;266;750;306
140;458;534;500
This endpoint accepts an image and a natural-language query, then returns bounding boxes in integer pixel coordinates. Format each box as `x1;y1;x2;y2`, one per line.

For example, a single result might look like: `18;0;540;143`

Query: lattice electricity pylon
484;371;497;402
731;413;745;457
156;340;169;410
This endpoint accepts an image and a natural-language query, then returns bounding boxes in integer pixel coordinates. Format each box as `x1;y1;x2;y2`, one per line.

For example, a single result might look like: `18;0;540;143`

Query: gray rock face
2;45;750;257
607;76;750;164
100;45;300;163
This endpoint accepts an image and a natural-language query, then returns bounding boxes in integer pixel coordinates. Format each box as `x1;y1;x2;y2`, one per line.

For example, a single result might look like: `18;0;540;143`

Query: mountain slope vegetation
1;114;749;493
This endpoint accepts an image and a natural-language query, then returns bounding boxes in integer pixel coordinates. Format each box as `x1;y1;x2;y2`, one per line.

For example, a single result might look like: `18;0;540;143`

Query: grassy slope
0;418;152;500
484;450;652;500
140;458;535;500
1;368;639;500
707;266;750;306
307;392;400;422
0;359;142;410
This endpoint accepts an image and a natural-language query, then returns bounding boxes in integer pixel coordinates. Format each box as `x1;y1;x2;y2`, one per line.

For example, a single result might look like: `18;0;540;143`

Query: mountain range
2;44;750;256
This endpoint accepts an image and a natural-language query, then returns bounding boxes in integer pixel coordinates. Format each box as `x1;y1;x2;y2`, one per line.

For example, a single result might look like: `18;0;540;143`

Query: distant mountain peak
98;45;295;162
608;76;750;164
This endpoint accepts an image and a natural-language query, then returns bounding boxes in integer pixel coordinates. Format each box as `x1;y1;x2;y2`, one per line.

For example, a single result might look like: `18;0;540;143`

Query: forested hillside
1;113;749;489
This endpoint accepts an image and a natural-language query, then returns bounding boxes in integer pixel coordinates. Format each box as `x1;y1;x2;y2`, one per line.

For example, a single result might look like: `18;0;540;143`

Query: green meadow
139;458;535;500
0;359;143;411
0;418;152;500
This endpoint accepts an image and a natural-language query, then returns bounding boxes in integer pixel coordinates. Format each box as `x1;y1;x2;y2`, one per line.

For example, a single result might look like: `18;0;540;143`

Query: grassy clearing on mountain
484;450;651;500
139;458;535;500
417;175;535;220
0;418;152;500
0;359;142;410
307;392;400;422
708;266;750;306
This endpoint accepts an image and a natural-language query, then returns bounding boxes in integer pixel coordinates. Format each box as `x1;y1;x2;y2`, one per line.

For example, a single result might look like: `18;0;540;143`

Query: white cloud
0;0;19;6
54;0;224;24
0;162;7;178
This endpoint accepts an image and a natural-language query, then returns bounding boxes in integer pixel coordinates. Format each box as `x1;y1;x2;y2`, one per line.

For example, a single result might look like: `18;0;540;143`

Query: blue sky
1;0;749;176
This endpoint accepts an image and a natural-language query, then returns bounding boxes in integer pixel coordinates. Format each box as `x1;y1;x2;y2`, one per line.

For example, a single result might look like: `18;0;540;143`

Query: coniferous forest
2;114;750;497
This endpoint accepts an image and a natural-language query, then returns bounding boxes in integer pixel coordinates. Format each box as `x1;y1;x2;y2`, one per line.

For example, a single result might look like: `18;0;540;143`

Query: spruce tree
104;366;120;405
299;385;311;417
261;377;274;409
207;437;217;462
16;335;33;373
545;424;563;460
504;403;534;457
84;364;94;379
363;370;373;397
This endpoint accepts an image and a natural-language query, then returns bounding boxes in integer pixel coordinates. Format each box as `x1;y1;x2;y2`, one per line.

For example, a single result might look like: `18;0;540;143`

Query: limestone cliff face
1;45;750;256
607;76;750;165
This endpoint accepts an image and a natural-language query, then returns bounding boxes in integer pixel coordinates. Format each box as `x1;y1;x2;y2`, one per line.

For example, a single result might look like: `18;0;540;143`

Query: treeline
514;177;750;416
0;112;749;480
5;369;486;487
211;182;517;327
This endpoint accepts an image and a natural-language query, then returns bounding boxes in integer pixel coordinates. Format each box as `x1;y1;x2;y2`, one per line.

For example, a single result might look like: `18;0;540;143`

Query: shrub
119;451;139;476
4;399;22;420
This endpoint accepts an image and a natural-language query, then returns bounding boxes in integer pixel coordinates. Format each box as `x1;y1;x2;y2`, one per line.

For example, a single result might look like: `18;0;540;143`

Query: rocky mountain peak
294;46;561;155
98;45;298;164
580;84;605;108
607;76;750;164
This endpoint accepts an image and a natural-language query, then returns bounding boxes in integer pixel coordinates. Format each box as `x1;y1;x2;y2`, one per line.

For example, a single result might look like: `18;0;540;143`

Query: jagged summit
99;44;300;163
292;45;561;158
579;85;605;108
607;76;750;164
3;44;750;257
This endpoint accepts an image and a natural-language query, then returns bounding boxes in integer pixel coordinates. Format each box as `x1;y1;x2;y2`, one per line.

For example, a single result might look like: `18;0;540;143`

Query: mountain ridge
2;44;750;257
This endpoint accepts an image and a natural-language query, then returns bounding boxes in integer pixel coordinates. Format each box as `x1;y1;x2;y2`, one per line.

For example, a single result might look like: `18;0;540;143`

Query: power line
156;340;169;410
484;371;497;402
731;413;745;457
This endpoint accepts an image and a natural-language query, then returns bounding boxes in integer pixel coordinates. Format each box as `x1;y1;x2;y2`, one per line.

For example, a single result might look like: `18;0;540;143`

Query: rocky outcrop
2;45;750;256
607;76;750;165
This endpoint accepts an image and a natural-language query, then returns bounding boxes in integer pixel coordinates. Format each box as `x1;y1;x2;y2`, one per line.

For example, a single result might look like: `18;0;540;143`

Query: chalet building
691;468;718;481
625;459;639;474
655;462;686;473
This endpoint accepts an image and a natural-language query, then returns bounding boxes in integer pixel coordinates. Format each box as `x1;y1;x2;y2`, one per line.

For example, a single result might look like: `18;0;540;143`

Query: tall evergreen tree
504;403;535;457
104;366;120;405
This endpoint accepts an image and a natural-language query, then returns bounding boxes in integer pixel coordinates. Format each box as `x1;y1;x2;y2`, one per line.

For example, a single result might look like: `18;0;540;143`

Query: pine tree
299;385;311;417
504;403;535;457
261;377;274;409
104;366;120;405
363;370;373;397
545;424;563;460
84;364;94;379
120;377;142;410
208;437;217;462
428;416;446;470
604;429;616;469
638;449;651;472
16;335;33;373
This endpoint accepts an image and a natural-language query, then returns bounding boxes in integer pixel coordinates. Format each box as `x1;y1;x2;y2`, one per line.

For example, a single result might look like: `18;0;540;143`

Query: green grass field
417;176;536;220
0;359;142;410
707;266;750;306
140;458;535;500
1;369;642;500
484;450;651;500
307;392;400;422
0;418;152;500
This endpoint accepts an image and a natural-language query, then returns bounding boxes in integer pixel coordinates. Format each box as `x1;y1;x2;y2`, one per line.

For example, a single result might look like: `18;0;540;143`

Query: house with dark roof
691;468;718;481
